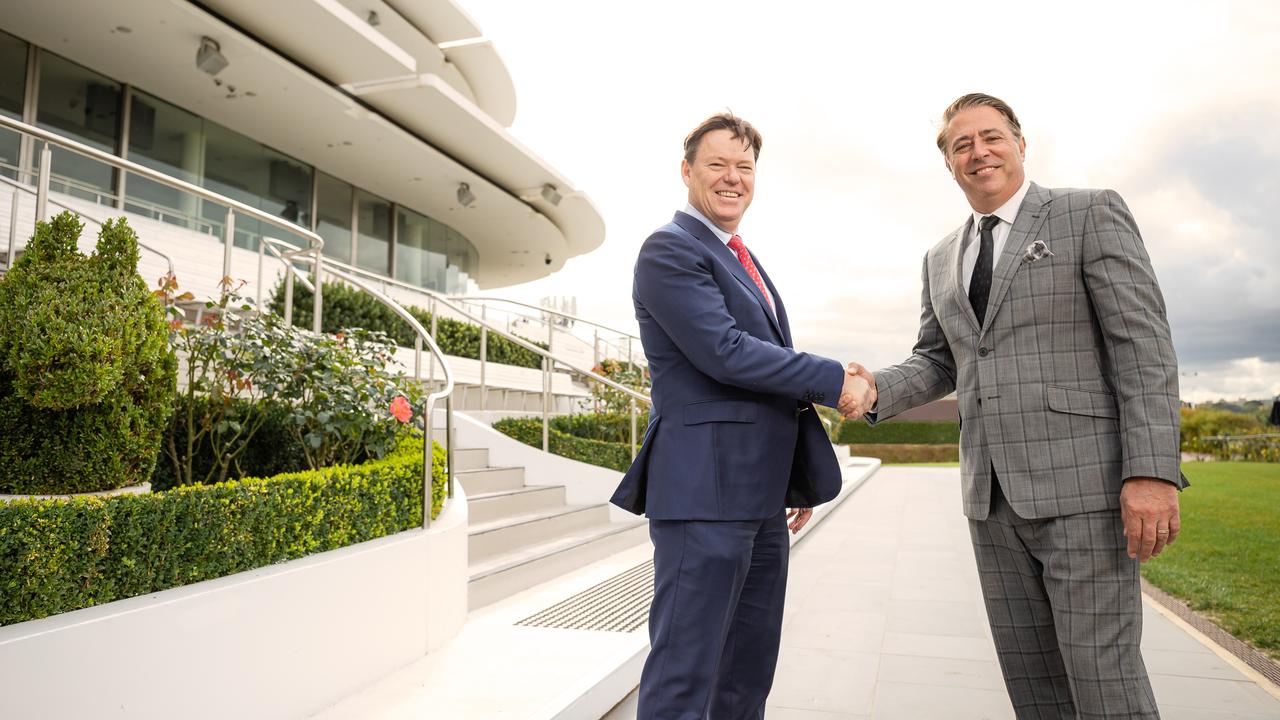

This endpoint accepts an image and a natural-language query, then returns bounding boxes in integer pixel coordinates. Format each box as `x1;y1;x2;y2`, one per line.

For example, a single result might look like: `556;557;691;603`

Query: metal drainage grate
517;561;654;633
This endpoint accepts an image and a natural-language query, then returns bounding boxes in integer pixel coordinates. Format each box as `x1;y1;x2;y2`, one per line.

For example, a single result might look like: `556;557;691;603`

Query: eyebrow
950;127;1005;149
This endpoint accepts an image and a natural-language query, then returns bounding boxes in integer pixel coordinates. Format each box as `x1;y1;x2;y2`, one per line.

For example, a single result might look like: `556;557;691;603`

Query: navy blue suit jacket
611;212;846;521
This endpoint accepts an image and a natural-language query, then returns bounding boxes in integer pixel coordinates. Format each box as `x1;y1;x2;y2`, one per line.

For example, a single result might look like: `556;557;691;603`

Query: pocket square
1023;239;1055;263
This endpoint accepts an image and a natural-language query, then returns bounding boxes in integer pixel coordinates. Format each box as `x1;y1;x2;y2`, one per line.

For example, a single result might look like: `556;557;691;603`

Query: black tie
968;215;1000;326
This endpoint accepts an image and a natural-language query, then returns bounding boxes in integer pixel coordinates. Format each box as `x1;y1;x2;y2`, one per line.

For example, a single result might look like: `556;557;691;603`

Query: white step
468;520;649;609
455;466;525;496
467;485;566;524
468;504;611;562
451;447;488;472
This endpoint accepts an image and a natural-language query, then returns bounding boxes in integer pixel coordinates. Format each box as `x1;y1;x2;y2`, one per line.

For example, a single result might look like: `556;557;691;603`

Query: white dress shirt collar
970;178;1032;233
683;203;735;246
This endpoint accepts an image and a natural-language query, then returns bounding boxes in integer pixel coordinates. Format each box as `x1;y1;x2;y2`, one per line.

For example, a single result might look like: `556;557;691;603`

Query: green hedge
549;412;650;444
271;280;546;369
835;421;960;445
494;417;634;472
0;437;446;626
847;443;960;463
0;213;176;494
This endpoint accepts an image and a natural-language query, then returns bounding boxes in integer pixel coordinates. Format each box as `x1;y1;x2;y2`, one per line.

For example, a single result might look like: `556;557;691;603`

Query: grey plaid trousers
971;477;1159;719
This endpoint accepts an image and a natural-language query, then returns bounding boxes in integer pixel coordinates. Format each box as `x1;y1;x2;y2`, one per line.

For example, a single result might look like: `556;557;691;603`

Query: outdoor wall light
196;37;228;76
457;182;476;207
540;183;562;207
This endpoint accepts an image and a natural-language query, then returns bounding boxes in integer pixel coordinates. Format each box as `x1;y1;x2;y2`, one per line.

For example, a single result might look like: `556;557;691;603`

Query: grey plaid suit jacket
874;183;1186;520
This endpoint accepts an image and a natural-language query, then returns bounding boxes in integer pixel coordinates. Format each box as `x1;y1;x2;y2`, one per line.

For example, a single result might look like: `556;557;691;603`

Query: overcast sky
466;0;1279;403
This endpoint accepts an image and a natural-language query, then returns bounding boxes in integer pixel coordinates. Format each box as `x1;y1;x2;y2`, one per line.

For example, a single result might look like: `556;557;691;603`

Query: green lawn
1141;462;1280;659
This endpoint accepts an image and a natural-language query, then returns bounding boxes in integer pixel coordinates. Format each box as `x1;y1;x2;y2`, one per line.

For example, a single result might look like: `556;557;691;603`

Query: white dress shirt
682;203;776;313
961;179;1032;294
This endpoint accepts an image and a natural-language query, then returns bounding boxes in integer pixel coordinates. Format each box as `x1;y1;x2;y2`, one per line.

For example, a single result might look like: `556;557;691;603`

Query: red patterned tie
727;235;774;311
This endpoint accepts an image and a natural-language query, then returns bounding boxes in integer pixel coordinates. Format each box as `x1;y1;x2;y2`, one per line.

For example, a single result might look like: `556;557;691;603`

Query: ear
1017;135;1026;159
680;159;692;188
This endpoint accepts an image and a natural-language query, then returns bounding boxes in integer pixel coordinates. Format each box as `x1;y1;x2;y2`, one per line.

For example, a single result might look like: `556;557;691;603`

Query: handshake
838;362;876;420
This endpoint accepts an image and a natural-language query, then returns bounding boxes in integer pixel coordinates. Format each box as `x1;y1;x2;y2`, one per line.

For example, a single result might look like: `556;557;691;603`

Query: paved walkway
607;466;1280;719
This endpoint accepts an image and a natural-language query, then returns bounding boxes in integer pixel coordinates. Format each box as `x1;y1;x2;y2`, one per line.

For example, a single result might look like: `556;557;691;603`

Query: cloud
1116;100;1280;366
1178;357;1280;404
462;0;1280;401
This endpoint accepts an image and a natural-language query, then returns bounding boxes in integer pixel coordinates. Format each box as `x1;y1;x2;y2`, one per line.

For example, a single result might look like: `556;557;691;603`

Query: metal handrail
454;295;647;379
458;295;640;344
0;173;176;277
258;236;457;526
0;114;325;333
1;115;458;527
270;249;653;458
0;159;223;237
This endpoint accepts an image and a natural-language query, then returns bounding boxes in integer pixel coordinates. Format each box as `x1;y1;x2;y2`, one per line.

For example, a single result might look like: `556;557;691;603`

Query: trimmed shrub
585;358;649;414
0;436;446;626
847;443;960;463
271;280;546;369
494;417;634;472
835;421;960;445
0;213;176;494
550;412;650;444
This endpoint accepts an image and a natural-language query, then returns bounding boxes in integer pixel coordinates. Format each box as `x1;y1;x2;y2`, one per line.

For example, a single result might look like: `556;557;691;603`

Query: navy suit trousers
638;509;790;720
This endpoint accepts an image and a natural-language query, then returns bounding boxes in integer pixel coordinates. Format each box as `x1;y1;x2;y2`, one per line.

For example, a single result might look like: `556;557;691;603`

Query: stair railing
259;236;456;526
0;114;325;333
265;249;653;460
0;114;457;528
454;295;647;371
0;173;176;277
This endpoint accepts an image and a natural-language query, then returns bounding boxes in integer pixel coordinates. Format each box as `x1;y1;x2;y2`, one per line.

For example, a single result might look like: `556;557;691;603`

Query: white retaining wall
0;487;470;720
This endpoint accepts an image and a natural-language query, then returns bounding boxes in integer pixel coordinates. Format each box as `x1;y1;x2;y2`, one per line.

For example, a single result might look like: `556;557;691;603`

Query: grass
1141;462;1280;659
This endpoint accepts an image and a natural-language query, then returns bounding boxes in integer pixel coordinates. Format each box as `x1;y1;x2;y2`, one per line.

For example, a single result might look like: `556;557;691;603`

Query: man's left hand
1119;478;1181;563
786;507;812;534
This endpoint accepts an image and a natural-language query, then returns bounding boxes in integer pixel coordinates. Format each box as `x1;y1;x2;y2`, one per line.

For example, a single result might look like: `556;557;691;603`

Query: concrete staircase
450;444;647;610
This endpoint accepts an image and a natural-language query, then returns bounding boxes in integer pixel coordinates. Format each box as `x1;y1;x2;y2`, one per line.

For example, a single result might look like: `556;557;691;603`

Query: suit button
978;347;989;357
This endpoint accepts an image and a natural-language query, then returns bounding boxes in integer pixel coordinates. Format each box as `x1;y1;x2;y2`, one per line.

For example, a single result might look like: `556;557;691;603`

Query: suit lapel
982;183;1051;332
672;212;786;340
948;221;981;335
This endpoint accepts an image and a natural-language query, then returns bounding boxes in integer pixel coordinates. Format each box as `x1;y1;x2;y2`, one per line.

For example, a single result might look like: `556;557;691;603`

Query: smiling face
942;105;1027;214
682;129;756;233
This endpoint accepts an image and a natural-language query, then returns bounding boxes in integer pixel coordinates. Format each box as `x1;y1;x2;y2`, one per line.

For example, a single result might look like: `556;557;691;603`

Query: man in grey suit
843;93;1186;718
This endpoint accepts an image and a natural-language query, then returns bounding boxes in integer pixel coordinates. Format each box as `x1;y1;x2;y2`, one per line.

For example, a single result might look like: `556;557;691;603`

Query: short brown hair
936;93;1022;154
683;113;763;165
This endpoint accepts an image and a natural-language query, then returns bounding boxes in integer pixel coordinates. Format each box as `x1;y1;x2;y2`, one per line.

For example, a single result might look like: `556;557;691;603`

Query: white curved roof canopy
2;0;603;288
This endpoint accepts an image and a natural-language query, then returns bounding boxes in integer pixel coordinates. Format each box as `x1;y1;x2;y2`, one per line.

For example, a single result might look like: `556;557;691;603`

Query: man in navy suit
611;113;872;719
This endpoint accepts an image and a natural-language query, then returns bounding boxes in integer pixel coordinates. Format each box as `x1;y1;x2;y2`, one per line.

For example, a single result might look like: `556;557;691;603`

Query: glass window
393;206;476;293
315;172;353;264
355;189;390;275
200;120;312;250
0;30;27;179
125;90;203;227
395;206;444;288
35;50;120;202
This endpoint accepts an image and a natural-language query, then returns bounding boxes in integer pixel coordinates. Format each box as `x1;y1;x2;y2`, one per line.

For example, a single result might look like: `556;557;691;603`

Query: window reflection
395;205;476;293
35;50;119;203
356;190;390;275
316;172;353;264
7;38;481;294
0;30;27;180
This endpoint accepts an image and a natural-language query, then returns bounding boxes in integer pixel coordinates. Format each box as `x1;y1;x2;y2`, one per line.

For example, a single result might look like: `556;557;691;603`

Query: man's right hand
838;362;877;419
